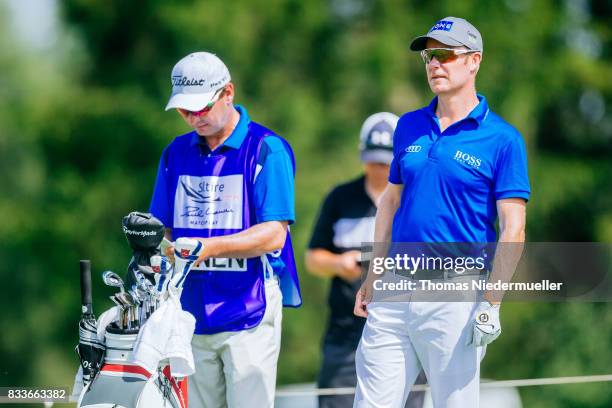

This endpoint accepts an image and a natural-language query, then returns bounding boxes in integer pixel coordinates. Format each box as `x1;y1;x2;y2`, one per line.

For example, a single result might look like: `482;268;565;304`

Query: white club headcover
170;238;203;289
151;255;172;293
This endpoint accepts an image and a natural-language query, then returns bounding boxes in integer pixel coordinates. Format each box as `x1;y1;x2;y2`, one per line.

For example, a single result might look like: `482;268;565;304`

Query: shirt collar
190;105;251;149
425;94;490;126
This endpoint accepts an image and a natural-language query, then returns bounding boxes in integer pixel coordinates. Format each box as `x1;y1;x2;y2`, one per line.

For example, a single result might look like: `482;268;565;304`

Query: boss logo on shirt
453;150;482;168
405;145;422;153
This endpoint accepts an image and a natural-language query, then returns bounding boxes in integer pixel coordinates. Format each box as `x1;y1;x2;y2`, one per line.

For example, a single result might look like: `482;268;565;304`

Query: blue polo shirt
150;105;295;233
150;105;295;237
389;95;530;243
148;106;301;331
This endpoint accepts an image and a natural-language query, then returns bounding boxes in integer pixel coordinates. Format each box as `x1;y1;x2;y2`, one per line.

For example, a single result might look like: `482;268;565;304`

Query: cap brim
165;91;217;111
410;32;464;51
361;150;394;165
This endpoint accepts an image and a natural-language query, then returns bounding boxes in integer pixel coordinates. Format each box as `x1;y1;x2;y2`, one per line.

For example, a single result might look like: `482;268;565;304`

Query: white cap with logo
165;52;231;111
359;112;399;165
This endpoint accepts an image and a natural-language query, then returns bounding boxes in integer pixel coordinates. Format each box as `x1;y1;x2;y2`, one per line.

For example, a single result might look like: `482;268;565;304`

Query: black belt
394;268;488;281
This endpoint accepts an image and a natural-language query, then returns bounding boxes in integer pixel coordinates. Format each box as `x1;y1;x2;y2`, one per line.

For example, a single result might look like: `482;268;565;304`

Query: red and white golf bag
75;236;202;408
77;329;188;408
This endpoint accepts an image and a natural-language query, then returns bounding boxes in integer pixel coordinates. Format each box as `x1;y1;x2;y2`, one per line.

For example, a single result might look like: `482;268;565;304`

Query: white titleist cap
165;52;231;111
359;112;399;165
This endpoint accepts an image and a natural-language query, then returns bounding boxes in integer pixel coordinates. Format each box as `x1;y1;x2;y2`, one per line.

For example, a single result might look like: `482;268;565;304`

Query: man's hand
336;250;363;282
468;301;501;347
354;279;374;318
162;238;175;263
192;238;212;267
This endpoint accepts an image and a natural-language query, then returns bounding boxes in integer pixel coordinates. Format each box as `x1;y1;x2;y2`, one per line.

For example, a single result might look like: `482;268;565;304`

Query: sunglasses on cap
420;48;478;64
178;87;225;117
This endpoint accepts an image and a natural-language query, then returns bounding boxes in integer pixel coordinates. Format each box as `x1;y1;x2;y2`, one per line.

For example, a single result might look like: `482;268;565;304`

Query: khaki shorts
188;279;283;408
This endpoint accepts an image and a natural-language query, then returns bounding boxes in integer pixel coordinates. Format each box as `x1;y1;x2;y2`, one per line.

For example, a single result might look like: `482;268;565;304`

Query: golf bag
75;212;201;408
77;328;187;408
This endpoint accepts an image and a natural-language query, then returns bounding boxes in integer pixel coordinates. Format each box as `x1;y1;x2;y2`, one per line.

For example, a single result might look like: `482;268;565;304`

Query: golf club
102;270;125;293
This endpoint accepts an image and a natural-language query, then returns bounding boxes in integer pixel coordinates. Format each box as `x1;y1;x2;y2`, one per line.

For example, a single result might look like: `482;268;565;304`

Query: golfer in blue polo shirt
353;17;530;407
150;52;301;408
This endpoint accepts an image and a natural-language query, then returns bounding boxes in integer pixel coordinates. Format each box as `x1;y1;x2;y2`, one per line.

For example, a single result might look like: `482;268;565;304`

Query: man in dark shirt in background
306;113;425;408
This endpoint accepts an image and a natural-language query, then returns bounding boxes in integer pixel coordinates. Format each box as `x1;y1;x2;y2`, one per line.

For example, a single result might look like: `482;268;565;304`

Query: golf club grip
80;260;93;314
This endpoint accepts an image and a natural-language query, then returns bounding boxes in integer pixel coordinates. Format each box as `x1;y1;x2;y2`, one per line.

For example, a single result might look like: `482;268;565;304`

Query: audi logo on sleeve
405;145;422;153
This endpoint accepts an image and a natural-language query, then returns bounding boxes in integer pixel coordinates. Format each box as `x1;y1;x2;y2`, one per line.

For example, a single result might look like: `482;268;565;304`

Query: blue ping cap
359;112;399;165
410;17;483;52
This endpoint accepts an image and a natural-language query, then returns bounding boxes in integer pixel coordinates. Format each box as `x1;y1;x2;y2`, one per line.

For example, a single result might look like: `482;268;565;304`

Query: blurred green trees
0;0;610;406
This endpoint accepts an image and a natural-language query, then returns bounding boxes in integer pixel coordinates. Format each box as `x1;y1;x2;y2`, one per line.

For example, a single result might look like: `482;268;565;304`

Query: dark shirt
309;176;376;347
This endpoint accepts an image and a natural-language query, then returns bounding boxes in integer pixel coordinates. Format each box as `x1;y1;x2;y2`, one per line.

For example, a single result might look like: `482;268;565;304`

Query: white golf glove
468;301;501;347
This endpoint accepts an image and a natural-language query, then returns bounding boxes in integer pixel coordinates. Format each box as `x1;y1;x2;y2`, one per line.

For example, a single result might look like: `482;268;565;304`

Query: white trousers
354;300;485;408
188;279;282;408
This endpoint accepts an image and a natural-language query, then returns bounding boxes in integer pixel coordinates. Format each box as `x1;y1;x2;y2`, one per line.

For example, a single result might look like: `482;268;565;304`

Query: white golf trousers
354;300;485;408
188;279;282;408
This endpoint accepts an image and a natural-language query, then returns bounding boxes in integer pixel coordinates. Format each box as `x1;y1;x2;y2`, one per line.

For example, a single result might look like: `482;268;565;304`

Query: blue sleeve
389;156;402;184
388;116;405;184
149;147;173;227
494;133;531;201
253;136;296;224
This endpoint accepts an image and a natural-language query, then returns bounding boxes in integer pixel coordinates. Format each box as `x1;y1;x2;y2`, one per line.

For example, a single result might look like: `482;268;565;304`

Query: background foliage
0;0;610;407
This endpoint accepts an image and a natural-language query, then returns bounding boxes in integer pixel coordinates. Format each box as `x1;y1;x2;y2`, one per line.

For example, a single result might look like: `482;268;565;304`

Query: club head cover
171;238;203;289
151;255;172;293
122;211;165;256
122;212;165;283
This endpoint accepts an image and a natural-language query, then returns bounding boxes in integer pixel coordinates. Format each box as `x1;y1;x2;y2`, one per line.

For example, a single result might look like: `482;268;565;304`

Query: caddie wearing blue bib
353;17;530;407
150;52;301;408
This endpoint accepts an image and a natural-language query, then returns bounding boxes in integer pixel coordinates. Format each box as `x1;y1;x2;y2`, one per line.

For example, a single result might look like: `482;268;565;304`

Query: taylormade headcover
123;212;165;251
122;212;165;277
